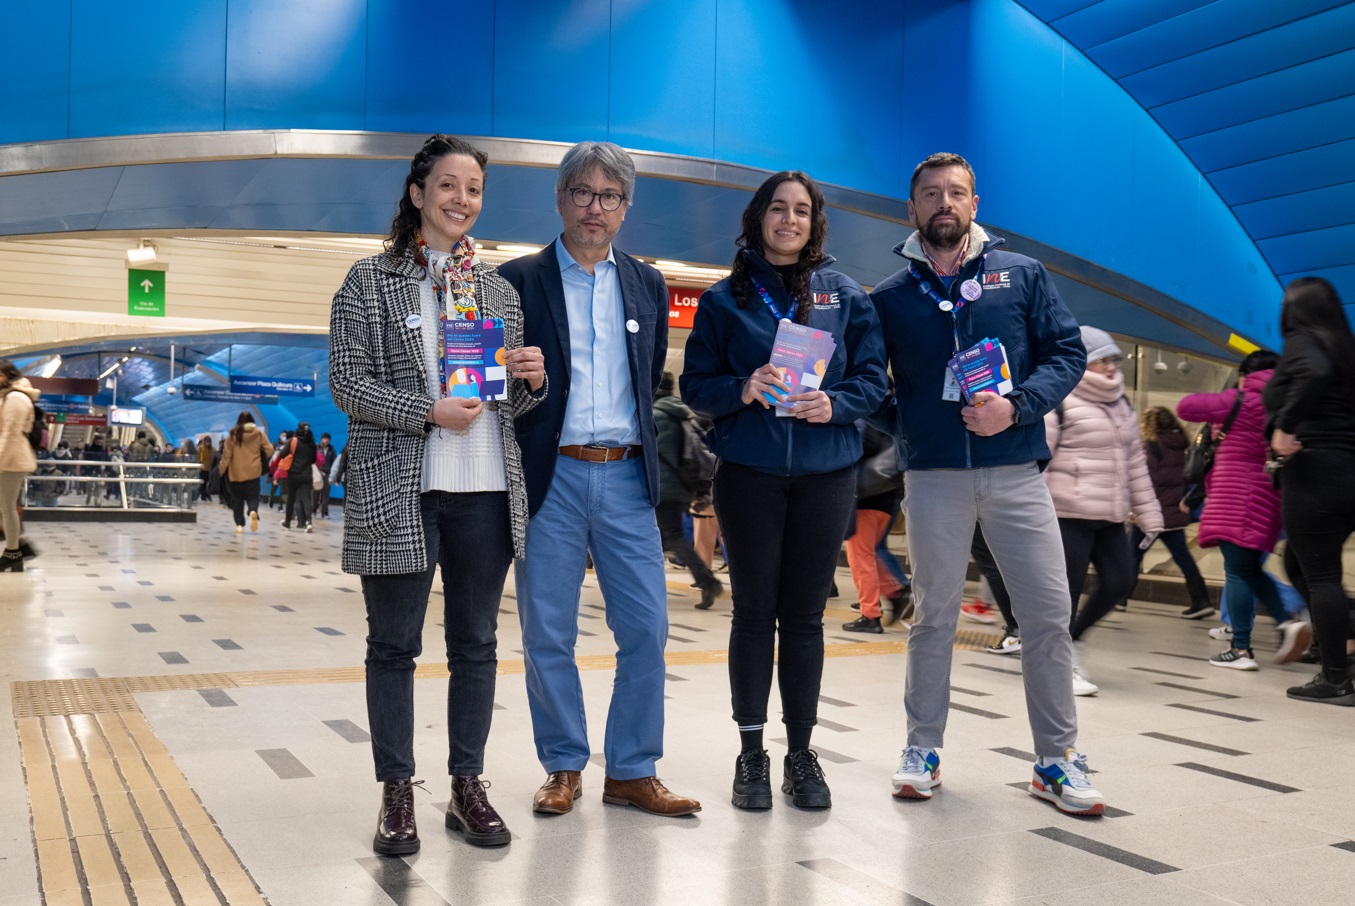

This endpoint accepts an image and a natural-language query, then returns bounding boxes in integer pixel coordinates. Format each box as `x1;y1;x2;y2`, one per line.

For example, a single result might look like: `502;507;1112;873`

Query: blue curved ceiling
1019;0;1355;317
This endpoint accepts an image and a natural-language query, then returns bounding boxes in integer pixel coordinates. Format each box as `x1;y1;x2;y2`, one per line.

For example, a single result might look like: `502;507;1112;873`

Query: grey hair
555;141;637;207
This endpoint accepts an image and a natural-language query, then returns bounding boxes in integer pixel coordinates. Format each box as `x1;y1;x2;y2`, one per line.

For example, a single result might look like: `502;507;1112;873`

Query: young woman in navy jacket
681;171;888;811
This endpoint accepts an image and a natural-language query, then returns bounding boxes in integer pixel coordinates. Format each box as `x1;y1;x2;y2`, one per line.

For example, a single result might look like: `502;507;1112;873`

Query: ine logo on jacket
812;291;841;310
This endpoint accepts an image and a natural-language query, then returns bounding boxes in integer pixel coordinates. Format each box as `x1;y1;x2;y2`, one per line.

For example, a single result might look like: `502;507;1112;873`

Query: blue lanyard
749;276;786;322
910;264;966;354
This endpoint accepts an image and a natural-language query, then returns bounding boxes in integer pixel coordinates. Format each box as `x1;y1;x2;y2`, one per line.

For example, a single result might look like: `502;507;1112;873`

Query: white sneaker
1072;643;1099;696
1276;620;1313;665
304;525;314;534
984;632;1022;656
891;745;941;800
249;510;259;532
1030;749;1105;816
1208;625;1233;641
1210;648;1258;671
234;525;244;534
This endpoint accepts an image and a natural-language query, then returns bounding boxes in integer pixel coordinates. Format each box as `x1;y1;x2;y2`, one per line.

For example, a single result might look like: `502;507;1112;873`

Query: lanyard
749;276;787;322
910;264;968;354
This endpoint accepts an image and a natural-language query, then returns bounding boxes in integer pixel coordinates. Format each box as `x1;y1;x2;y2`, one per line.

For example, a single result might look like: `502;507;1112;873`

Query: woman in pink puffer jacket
1177;350;1286;672
1044;327;1164;696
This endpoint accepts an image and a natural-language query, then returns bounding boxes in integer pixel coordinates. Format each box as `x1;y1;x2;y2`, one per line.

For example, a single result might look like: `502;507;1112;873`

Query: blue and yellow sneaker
891;745;940;800
1029;749;1104;816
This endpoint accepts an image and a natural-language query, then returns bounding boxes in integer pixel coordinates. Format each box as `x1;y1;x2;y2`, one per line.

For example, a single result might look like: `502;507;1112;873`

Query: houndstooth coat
329;250;546;575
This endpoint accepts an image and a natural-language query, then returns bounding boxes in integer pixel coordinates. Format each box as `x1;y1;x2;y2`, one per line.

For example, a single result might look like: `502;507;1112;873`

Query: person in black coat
282;422;317;532
1121;406;1213;618
1263;277;1355;704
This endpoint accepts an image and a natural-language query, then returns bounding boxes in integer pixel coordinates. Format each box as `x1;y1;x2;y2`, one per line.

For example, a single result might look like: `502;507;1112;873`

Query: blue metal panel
1181;95;1355;174
1234;183;1355;241
1018;0;1099;19
105;161;266;211
608;0;717;158
69;1;227;138
0;169;123;227
364;0;495;135
1053;0;1210;50
491;0;610;143
1209;138;1355;205
1260;223;1355;274
224;0;368;130
1121;4;1355;108
1152;48;1355;139
0;3;71;143
1086;0;1346;79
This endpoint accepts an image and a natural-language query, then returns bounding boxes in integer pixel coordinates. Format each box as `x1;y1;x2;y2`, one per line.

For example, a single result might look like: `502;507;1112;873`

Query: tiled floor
2;506;1353;905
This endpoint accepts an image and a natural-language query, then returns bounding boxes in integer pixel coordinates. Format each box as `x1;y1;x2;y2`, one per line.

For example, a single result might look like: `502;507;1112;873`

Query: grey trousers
903;464;1078;758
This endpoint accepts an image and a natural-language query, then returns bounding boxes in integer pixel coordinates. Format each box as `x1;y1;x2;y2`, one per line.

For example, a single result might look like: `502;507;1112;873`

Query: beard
919;212;968;250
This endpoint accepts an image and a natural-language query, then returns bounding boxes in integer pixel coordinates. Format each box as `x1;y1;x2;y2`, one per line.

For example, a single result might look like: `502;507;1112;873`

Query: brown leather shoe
373;778;419;855
532;770;583;814
446;775;511;846
602;776;701;816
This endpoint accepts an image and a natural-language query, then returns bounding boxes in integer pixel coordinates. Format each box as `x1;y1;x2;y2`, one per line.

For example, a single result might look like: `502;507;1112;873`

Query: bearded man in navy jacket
497;141;700;819
871;152;1107;817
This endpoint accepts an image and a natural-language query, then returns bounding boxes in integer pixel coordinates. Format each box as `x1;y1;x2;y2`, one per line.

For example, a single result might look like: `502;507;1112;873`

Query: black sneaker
883;588;914;626
731;749;772;810
782;749;831;809
1181;602;1216;620
1286;673;1355;706
842;616;883;633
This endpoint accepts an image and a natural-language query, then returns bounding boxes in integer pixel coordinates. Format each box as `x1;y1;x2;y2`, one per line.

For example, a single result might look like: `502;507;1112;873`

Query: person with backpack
0;360;40;572
654;372;723;609
280;423;318;533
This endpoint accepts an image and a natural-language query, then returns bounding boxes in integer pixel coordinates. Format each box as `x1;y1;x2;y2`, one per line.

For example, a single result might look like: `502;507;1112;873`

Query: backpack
7;391;43;452
659;408;715;493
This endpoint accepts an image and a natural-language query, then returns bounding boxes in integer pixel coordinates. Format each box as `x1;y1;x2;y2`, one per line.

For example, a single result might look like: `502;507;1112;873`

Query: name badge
405;313;422;329
942;368;962;402
625;319;639;334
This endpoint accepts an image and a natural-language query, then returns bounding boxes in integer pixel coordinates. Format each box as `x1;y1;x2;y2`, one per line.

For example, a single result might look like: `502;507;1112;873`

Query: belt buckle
582;442;608;462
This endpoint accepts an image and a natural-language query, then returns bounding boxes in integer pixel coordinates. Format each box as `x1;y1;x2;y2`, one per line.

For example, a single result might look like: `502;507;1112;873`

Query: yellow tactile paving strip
14;619;998;905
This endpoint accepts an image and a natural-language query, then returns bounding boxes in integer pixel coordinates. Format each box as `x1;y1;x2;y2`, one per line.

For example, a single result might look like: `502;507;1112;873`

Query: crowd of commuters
5;138;1350;860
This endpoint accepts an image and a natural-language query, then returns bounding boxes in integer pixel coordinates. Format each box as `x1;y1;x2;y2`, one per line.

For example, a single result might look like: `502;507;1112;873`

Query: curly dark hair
1139;405;1183;442
729;171;828;324
386;135;489;259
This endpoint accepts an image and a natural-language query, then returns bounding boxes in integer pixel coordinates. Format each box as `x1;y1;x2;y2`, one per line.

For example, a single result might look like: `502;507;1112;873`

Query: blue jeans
1218;540;1286;651
362;491;512;780
515;455;669;780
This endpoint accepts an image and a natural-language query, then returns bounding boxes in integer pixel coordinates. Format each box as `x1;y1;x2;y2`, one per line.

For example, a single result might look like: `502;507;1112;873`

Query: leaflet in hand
765;319;836;418
444;317;507;401
946;337;1012;403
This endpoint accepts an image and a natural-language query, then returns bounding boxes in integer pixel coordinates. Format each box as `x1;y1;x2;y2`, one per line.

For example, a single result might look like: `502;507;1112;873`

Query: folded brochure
947;337;1012;403
765;319;836;417
444;317;507;401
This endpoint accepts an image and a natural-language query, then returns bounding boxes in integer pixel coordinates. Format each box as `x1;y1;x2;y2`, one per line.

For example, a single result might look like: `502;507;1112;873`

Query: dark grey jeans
362;491;513;780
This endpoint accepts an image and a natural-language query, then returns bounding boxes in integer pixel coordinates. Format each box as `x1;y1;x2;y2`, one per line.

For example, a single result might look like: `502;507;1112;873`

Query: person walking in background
0;360;39;572
315;432;335;519
197;435;214;502
1125;406;1214;620
218;412;274;534
683;169;888;811
843;423;911;633
330;134;547;854
1178;350;1307;671
653;372;723;609
1263;277;1355;704
1043;327;1164;696
267;431;289;510
282;423;318;533
871;152;1104;815
499;141;700;821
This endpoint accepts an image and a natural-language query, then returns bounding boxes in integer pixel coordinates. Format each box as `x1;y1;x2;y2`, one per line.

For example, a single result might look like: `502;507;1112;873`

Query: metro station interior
2;2;1354;904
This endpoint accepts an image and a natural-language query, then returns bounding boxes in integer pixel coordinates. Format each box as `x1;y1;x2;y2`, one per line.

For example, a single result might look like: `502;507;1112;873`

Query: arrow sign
229;375;315;397
127;269;166;317
182;385;281;405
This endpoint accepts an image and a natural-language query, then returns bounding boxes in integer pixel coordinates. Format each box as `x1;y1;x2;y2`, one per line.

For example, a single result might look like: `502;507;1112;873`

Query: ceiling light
494;244;545;255
126;242;158;265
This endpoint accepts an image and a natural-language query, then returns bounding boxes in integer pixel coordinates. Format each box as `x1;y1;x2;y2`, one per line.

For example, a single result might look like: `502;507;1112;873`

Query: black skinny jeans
283;474;313;527
655;499;718;590
361;491;512;780
714;462;855;730
1060;518;1137;641
228;478;262;527
1282;448;1355;680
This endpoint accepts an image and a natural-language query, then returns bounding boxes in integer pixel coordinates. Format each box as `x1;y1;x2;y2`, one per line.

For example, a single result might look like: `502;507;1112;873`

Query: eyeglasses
1090;355;1123;368
566;187;626;211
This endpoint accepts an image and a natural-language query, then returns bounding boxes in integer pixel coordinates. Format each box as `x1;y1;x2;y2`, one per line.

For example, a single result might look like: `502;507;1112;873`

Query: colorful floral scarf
415;231;479;395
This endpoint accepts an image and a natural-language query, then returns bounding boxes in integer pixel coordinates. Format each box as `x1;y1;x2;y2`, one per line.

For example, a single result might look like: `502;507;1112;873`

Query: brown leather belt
558;444;643;463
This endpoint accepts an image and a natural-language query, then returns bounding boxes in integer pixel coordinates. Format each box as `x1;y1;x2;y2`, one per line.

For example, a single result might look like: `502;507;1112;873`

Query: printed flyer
444;318;507;401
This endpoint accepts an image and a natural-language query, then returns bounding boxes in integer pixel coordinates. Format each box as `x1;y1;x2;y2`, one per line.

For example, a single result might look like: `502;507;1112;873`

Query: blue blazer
498;240;669;517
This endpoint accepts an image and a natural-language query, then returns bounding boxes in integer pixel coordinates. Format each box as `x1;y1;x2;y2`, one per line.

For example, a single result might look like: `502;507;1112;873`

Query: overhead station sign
229;375;315;397
182;385;280;406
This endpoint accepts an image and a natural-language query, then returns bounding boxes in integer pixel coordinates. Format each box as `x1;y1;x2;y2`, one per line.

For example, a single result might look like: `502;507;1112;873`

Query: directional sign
229;375;315;397
182;385;280;405
128;269;166;317
36;396;96;415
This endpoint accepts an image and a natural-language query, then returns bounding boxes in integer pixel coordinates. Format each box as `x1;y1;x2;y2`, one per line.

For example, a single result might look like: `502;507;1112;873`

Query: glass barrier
23;459;202;511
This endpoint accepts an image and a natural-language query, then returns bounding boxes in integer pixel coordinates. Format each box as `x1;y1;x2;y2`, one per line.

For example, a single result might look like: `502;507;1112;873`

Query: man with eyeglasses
870;152;1106;816
498;141;701;819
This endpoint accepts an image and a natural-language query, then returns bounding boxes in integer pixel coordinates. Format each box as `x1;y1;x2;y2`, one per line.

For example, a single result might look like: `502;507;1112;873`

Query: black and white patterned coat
329;251;545;575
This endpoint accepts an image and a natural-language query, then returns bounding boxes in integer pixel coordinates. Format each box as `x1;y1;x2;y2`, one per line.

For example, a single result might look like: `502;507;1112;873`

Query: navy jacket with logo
870;226;1085;471
681;251;888;476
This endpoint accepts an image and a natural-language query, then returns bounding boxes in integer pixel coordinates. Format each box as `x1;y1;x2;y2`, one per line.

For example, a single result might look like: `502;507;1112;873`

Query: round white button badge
626;319;639;334
960;279;983;302
405;313;422;329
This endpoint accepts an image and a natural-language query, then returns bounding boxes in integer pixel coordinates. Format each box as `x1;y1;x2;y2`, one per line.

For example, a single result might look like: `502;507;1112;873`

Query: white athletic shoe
891;746;941;800
1208;625;1233;641
1029;749;1105;816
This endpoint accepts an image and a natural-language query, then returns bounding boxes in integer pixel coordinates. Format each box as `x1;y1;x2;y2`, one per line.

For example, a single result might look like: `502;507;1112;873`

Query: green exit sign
128;269;166;317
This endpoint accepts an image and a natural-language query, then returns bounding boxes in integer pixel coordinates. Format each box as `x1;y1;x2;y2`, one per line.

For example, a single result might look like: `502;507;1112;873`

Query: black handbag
1182;390;1243;485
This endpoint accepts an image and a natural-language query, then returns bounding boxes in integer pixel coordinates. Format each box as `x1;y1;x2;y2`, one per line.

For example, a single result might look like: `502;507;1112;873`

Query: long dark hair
230;411;254;445
386;134;489;259
1280;276;1355;388
730;171;828;324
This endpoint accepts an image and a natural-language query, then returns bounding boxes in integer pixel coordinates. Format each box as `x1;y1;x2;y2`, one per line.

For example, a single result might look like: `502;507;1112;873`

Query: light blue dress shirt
556;238;640;446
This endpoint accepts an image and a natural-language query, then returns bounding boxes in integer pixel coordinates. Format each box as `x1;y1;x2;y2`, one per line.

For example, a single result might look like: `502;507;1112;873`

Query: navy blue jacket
681;252;888;476
498;241;668;516
870;229;1084;471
